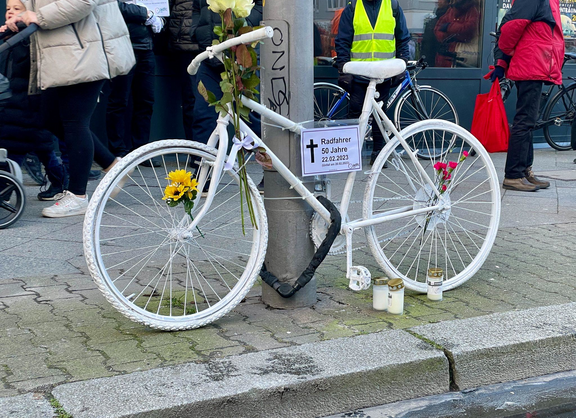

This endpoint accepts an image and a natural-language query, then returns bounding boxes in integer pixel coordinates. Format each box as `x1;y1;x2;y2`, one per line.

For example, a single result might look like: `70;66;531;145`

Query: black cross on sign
306;139;318;163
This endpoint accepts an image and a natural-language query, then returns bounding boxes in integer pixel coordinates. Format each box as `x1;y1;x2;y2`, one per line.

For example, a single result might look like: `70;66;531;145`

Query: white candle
372;277;389;311
387;278;404;315
427;268;443;301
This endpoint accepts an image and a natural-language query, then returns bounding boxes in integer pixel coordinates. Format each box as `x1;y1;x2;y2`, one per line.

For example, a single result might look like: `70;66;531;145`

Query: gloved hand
145;11;164;34
338;73;354;93
489;65;505;82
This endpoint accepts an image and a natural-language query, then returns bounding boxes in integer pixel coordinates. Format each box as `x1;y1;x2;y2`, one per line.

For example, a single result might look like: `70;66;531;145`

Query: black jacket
335;0;412;72
0;41;41;128
168;0;198;52
190;0;263;59
118;0;154;51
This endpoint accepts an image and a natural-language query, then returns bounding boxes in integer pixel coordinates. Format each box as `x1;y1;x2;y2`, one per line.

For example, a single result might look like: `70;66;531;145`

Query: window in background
313;0;345;63
408;0;483;67
314;0;484;67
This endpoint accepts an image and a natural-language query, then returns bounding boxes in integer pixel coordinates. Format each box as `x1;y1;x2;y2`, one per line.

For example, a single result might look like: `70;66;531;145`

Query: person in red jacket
490;0;564;192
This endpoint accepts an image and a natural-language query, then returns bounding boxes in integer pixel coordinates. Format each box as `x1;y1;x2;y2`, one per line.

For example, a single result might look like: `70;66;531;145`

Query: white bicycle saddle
343;59;406;80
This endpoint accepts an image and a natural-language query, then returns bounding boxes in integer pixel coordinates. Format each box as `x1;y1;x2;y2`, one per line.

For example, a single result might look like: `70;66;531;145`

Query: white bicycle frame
186;27;444;283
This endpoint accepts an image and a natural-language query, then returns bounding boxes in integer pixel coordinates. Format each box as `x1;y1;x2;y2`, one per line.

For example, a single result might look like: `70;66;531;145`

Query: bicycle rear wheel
314;82;350;121
364;120;500;292
393;86;458;159
542;83;576;151
83;140;268;330
0;171;25;229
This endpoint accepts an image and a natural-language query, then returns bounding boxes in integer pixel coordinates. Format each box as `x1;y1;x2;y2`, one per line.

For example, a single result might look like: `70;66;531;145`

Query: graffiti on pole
264;22;290;117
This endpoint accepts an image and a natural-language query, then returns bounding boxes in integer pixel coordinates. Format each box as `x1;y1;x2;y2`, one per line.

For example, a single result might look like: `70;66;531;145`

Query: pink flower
448;161;458;169
463;150;469;157
443;173;451;180
441;184;447;192
434;162;447;171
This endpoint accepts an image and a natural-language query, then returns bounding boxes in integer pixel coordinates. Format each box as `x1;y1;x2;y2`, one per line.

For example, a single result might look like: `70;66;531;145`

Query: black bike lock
259;195;342;298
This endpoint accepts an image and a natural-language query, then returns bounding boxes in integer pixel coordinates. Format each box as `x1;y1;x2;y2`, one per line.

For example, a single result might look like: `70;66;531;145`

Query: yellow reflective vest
351;0;396;61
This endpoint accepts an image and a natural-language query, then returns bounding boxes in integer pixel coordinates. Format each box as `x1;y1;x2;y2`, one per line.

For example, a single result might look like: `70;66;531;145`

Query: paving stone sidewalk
1;149;576;407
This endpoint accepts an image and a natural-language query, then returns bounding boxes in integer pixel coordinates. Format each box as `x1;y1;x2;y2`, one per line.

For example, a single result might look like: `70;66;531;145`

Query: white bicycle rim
394;86;459;159
364;120;500;292
83;140;268;330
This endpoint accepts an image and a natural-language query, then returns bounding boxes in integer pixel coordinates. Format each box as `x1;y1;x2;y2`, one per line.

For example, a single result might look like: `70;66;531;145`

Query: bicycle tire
542;83;576;151
393;86;459;159
364;120;500;292
0;171;26;229
313;82;350;121
83;140;268;331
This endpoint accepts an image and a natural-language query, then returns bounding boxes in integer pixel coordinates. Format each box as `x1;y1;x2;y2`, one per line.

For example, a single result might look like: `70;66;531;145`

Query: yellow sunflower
189;178;199;191
162;184;188;202
166;169;193;188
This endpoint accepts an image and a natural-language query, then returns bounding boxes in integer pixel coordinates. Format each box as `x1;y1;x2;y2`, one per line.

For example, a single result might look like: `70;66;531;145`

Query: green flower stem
217;11;258;235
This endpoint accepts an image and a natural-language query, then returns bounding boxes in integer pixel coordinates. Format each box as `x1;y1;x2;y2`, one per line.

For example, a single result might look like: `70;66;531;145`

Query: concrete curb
45;303;576;418
410;302;576;390
52;330;448;418
324;369;576;418
0;393;53;418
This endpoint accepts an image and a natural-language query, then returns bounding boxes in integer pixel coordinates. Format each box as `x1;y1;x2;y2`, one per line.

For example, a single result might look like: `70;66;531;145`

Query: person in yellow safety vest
335;0;411;165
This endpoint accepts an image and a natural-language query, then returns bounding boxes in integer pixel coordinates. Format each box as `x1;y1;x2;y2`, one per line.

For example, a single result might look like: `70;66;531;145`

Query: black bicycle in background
313;57;459;159
490;32;576;151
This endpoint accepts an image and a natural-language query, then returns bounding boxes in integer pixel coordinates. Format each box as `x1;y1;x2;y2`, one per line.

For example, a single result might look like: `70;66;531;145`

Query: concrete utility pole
260;0;316;308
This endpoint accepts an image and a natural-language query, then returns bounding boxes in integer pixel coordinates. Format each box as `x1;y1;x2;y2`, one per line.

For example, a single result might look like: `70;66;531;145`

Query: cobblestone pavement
1;149;576;399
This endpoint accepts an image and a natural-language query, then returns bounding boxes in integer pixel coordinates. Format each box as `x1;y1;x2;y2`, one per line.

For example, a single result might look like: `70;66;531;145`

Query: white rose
207;0;235;14
232;0;254;18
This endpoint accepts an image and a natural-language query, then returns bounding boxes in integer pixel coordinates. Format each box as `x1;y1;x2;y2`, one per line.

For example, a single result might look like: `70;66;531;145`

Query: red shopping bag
470;79;509;153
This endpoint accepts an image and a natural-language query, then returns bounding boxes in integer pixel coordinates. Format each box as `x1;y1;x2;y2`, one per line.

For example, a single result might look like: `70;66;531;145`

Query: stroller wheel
0;171;26;229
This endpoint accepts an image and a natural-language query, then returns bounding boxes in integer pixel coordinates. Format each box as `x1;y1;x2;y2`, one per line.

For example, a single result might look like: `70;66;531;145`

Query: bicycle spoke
85;141;267;330
365;122;500;292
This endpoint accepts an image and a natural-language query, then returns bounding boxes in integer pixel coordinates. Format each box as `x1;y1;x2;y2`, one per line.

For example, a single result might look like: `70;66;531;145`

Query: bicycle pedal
348;266;371;291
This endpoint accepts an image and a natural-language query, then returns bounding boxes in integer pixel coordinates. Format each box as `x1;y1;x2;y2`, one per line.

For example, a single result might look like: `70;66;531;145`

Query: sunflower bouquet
162;169;199;220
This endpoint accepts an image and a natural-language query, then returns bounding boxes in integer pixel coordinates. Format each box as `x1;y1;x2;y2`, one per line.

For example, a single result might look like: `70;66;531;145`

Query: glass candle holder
427;268;444;301
372;277;389;311
387;278;404;315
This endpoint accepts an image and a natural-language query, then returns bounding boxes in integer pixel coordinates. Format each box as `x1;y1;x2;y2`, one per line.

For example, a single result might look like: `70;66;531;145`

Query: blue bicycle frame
326;69;415;119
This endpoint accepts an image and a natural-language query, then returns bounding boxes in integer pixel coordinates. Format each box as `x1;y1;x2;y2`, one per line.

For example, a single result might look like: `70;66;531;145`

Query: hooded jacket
494;0;564;84
23;0;135;93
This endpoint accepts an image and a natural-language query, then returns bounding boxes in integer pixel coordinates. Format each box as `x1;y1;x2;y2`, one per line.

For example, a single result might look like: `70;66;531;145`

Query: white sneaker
108;159;135;199
42;191;88;218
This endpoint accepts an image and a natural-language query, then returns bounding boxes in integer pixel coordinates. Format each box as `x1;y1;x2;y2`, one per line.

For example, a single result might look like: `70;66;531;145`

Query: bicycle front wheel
393;86;458;159
83;140;268;330
542;83;576;151
364;120;500;292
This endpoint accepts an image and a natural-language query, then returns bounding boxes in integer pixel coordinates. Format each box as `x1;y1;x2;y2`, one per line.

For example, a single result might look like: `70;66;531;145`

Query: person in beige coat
5;0;136;218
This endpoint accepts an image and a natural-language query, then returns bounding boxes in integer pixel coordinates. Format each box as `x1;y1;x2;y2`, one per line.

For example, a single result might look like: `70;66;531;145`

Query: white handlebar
187;26;274;75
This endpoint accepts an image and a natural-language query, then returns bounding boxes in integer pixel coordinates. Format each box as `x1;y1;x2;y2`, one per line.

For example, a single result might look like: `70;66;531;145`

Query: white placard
301;125;362;176
139;0;170;16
